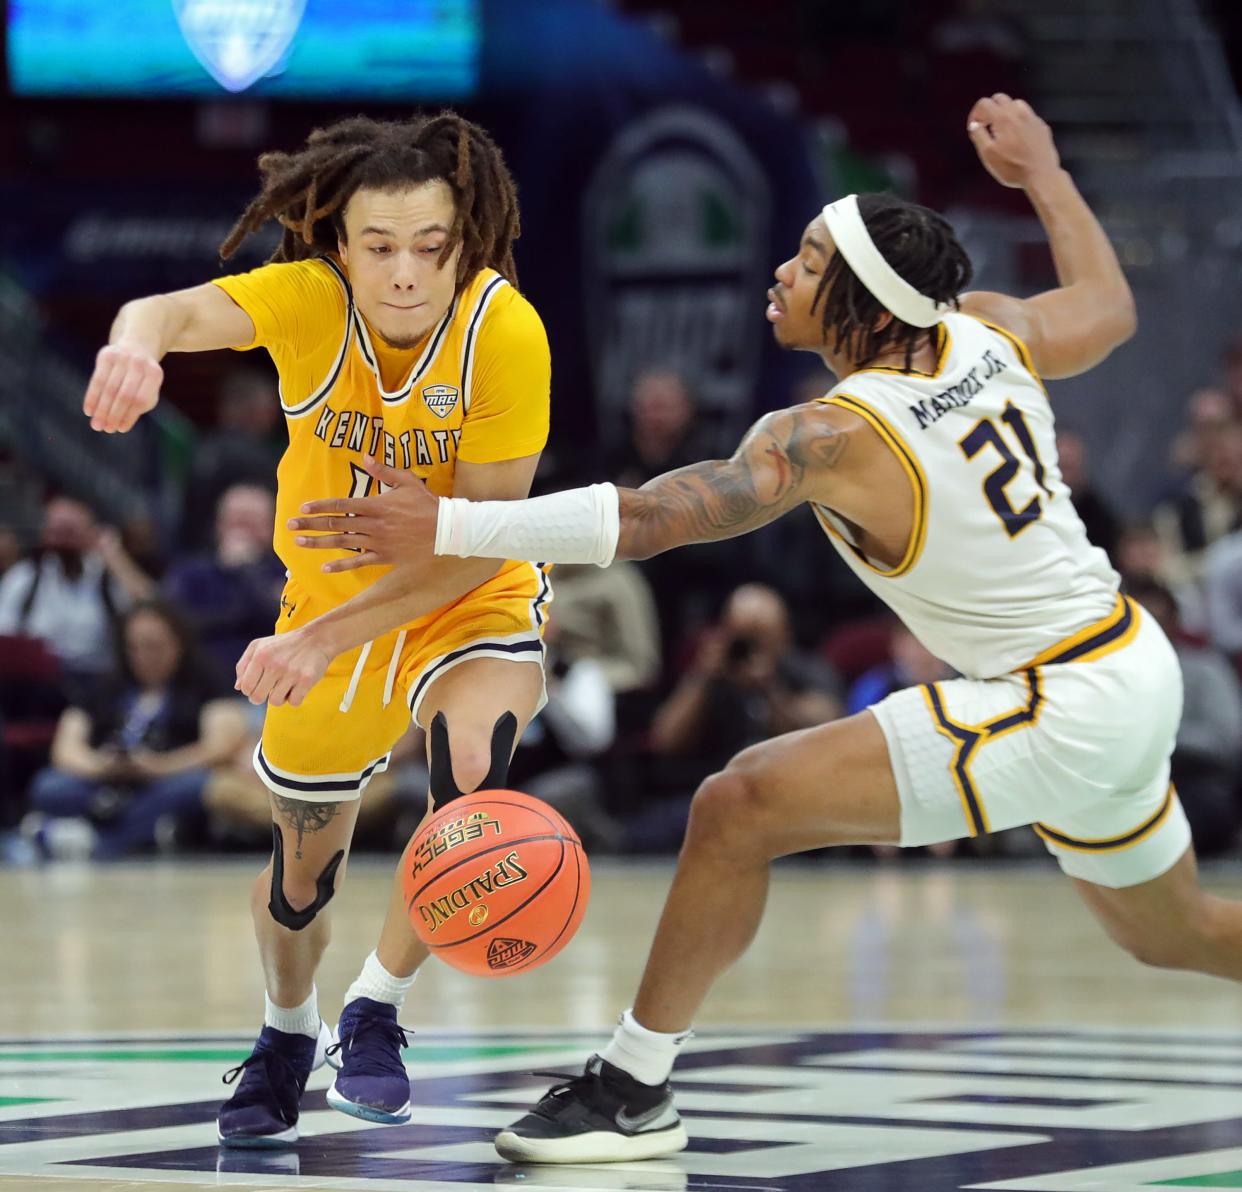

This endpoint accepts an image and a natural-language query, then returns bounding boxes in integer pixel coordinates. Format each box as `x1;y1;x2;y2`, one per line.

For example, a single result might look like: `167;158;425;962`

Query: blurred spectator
606;368;749;669
1116;521;1168;588
1056;428;1120;559
0;526;21;579
23;600;248;860
1130;580;1242;856
1202;528;1242;656
1227;331;1242;415
627;584;841;852
1153;419;1242;588
180;368;282;551
847;622;954;715
509;622;622;852
652;584;841;755
650;584;841;777
0;446;43;552
0;496;154;692
605;368;721;489
545;562;661;694
1167;387;1231;482
1117;521;1206;638
119;511;168;583
164;484;284;684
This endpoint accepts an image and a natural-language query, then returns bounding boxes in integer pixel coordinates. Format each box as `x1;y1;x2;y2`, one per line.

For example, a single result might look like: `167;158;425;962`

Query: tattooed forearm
617;404;851;560
272;795;341;860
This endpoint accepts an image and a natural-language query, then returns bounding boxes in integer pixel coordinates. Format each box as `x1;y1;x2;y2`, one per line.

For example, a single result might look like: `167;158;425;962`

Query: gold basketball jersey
212;258;550;611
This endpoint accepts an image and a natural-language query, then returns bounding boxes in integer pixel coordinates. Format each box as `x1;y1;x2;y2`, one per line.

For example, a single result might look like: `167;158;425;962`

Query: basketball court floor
4;855;1242;1191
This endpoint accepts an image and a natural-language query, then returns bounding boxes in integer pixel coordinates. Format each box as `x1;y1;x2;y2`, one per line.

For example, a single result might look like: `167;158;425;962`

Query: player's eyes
421;245;444;254
801;261;818;275
370;246;391;255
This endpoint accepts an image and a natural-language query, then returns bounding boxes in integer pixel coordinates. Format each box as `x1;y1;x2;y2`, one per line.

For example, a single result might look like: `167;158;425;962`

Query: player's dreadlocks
814;194;972;371
219;111;520;287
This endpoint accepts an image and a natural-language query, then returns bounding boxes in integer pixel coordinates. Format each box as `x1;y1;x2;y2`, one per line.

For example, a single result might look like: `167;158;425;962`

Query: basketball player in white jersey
283;95;1231;1166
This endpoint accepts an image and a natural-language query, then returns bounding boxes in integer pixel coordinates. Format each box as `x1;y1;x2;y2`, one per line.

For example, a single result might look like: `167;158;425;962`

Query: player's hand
288;455;439;573
967;94;1060;189
83;340;163;433
235;626;332;707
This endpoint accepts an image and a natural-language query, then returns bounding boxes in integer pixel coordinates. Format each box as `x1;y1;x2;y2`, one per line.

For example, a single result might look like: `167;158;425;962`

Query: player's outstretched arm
288;403;855;569
610;405;849;560
84;284;256;433
958;94;1136;380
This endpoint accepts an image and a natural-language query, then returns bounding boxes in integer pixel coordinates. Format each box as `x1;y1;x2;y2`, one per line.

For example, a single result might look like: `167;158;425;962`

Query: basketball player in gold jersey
82;113;552;1146
287;95;1242;1167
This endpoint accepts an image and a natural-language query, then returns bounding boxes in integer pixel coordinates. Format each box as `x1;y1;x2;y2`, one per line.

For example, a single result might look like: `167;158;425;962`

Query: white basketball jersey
813;312;1119;679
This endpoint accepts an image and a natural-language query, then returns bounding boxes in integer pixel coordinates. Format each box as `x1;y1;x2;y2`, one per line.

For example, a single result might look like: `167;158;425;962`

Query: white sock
345;950;417;1010
600;1009;693;1087
264;986;320;1039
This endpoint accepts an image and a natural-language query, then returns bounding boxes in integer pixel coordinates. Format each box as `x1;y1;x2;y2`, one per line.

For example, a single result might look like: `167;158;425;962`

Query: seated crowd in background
5;327;1242;864
25;600;249;860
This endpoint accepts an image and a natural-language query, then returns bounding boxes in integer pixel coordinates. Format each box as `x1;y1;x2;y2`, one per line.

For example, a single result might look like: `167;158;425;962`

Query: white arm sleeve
434;483;621;567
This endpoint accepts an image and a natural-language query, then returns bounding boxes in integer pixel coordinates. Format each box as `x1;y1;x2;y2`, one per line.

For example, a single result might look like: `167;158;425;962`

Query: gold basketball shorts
254;561;552;803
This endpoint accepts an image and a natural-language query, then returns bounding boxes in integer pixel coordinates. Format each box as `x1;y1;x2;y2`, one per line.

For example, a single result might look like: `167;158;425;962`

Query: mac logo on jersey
172;0;308;94
423;385;460;419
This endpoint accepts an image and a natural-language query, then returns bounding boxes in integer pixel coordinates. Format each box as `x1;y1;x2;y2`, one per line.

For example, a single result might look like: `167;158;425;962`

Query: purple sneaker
217;1021;332;1148
326;997;413;1124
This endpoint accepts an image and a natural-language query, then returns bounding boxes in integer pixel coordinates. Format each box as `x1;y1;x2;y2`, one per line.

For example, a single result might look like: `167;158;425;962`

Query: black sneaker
494;1055;687;1164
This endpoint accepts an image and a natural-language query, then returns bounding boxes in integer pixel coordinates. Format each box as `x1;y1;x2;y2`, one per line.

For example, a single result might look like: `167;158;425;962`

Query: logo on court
422;384;459;418
172;0;308;94
6;1028;1242;1189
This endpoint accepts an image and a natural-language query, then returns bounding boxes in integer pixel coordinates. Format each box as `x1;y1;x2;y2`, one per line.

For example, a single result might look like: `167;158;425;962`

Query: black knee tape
267;825;345;932
428;710;518;808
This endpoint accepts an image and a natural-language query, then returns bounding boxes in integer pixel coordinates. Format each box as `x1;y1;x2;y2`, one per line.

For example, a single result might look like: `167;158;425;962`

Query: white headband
821;195;952;328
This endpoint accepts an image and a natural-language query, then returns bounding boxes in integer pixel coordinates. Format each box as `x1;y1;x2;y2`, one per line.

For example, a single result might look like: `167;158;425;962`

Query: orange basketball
401;789;590;977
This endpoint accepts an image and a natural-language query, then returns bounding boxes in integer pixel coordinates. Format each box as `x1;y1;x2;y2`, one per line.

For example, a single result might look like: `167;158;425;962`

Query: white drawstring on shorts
338;630;407;713
339;640;373;713
382;630;407;709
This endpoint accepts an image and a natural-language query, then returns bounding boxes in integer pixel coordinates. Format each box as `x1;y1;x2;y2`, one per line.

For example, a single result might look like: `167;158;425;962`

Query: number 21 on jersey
959;401;1053;538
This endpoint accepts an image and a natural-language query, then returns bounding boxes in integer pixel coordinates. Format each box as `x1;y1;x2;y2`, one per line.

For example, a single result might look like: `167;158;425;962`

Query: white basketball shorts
871;596;1189;888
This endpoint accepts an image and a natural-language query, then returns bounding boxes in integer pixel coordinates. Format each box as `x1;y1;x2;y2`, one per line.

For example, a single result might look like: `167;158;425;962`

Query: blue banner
8;0;478;99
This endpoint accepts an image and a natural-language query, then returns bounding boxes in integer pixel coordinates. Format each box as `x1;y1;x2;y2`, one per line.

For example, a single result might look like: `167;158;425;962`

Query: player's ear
872;311;895;333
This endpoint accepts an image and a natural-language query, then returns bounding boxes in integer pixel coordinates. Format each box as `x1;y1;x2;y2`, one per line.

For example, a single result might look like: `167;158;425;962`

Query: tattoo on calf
272;795;341;860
